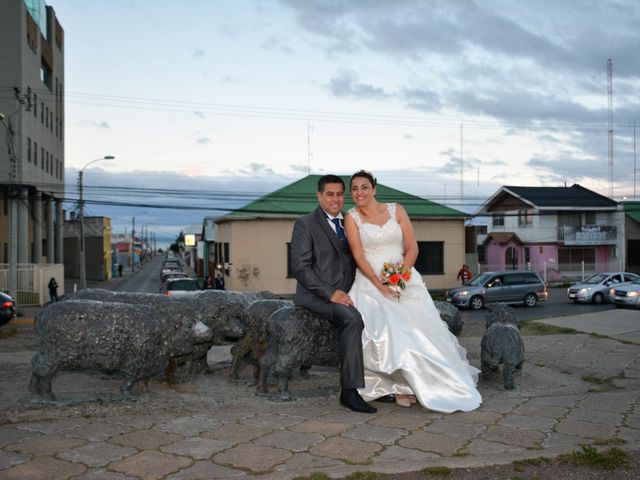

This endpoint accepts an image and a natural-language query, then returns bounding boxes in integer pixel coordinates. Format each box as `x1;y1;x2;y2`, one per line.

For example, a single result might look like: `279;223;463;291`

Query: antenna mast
607;58;613;198
307;121;313;175
460;123;464;208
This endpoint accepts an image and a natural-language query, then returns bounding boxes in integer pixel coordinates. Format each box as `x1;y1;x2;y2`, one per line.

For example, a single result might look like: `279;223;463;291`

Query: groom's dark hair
317;174;345;192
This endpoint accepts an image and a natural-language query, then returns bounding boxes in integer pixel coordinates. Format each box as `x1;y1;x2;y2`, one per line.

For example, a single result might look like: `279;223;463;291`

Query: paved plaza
0;308;639;479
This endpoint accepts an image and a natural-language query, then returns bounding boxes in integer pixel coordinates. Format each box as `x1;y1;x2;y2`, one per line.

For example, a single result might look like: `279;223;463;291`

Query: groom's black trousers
315;303;365;390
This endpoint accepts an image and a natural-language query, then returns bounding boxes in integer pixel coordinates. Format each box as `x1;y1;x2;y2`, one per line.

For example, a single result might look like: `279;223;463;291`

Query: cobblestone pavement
2;300;640;479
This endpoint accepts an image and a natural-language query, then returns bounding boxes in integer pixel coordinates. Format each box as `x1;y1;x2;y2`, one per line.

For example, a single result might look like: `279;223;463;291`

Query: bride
344;170;482;412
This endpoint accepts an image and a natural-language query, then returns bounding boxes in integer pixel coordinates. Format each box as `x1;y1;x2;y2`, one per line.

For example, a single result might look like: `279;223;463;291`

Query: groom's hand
330;289;353;307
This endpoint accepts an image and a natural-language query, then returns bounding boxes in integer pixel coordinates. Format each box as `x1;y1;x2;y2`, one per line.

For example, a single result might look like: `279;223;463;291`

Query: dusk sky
53;0;640;245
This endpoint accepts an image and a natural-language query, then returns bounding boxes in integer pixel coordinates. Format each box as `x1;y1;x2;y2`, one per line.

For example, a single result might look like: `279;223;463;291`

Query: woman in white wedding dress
344;170;481;412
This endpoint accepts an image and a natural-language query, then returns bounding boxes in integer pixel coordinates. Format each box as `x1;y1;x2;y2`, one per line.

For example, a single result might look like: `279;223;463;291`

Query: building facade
64;216;113;282
0;0;65;273
475;184;624;280
213;175;468;294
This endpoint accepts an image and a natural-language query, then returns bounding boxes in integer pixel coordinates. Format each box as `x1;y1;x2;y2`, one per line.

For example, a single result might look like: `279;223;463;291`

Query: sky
52;0;640;245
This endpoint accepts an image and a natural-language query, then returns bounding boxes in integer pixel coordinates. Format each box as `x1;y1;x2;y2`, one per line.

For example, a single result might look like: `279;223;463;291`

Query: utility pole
607;58;613;198
0;112;19;303
460;124;464;210
634;120;637;201
131;216;136;272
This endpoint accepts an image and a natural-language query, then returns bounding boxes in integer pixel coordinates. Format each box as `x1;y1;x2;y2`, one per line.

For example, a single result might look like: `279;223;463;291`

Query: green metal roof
219;175;467;222
623;201;640;223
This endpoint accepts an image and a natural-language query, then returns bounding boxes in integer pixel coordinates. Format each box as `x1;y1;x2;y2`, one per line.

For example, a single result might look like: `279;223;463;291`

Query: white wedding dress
348;203;482;413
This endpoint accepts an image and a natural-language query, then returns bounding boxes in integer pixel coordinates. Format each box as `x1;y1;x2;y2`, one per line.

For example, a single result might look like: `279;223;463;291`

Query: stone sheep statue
65;288;278;379
257;306;339;399
480;303;524;389
29;300;212;399
230;299;293;381
433;300;464;336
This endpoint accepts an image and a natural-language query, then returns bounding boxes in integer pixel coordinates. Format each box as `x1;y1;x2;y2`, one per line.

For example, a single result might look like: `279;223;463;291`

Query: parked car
159;269;187;283
160;278;202;299
567;272;639;304
0;291;17;326
445;270;548;310
610;277;640;309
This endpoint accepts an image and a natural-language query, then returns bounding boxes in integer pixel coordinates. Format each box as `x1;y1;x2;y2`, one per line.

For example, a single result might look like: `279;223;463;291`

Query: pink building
476;185;625;281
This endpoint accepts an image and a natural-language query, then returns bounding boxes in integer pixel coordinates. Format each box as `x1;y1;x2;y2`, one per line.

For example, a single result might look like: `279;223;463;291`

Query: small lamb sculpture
257;306;339;399
230;299;293;381
480;303;524;389
434;300;464;336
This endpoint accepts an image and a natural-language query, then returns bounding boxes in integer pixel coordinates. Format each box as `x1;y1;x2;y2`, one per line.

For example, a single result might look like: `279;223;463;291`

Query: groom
289;174;376;414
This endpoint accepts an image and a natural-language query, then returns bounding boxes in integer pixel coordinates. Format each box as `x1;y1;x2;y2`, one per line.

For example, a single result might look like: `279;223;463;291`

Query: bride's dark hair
350;170;377;188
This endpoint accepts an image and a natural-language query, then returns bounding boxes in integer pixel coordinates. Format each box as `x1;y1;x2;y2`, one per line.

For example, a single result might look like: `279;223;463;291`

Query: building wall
217;217;466;294
0;1;65;265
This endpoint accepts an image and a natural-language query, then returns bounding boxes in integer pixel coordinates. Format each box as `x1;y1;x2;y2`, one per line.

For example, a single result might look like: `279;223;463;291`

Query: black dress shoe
375;394;396;403
340;389;377;413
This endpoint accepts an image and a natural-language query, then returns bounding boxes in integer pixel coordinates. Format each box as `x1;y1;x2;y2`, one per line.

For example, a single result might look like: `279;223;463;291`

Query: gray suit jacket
290;206;356;317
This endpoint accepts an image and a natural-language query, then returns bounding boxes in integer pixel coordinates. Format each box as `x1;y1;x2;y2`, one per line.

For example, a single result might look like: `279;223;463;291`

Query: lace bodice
348;203;403;270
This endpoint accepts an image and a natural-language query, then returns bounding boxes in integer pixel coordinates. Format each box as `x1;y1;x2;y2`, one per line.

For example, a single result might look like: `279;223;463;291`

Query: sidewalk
1;288;638;478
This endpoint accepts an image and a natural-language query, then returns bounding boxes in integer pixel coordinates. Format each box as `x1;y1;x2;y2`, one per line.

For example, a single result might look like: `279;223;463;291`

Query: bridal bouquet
380;261;411;300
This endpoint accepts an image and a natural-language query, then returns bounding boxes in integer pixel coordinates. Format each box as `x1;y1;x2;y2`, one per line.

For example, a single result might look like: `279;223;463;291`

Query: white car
567;272;639;304
610;277;640;309
160;278;202;299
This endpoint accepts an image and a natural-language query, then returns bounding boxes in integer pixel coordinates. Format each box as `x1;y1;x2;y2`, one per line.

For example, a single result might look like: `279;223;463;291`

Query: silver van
445;270;548;310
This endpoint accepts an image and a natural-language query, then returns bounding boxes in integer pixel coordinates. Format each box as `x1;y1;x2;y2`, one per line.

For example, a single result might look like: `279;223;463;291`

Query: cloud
327;71;390;100
196;137;212;144
80;120;111;129
193;111;205;119
290;164;310;173
261;36;294;54
402;87;442;113
193;48;206;58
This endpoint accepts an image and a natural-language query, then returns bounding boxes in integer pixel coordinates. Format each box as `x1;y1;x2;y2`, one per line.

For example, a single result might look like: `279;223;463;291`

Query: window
477;244;486;264
286;243;295;278
41;102;44;123
492;213;505;227
33;93;37;117
223;242;229;264
518;209;533;227
40;61;52;89
558;247;596;264
524;247;530;264
414;241;444;275
45;106;48;128
41;147;44;169
27;138;31;162
33;141;37;165
585;212;596;225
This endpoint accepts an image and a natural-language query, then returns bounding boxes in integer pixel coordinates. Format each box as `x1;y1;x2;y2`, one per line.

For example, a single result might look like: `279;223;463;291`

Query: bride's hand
377;283;400;299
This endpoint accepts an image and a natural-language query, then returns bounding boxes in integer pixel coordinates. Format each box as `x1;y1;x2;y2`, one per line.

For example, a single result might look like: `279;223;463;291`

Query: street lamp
78;155;115;289
131;211;148;272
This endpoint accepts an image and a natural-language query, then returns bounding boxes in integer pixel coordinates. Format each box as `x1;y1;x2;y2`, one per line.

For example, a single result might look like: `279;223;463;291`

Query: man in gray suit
290;174;376;413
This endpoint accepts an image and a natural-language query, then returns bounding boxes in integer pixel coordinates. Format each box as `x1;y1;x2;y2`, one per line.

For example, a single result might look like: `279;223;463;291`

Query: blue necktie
331;218;348;249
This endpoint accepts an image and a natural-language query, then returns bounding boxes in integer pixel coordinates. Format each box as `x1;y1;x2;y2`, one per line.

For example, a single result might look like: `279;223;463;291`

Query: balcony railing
557;225;617;245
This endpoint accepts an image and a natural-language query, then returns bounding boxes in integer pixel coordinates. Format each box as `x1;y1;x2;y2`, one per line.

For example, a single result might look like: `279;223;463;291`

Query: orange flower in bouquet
380;262;411;300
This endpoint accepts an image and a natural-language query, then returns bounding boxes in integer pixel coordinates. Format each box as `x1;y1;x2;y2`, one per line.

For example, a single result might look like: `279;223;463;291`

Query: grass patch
451;451;470;457
557;445;629;470
581;371;625;389
293;474;331;480
345;472;383;480
421;466;452;476
0;326;18;339
513;457;552;471
593;437;626;446
589;332;609;339
520;321;577;336
338;458;373;466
